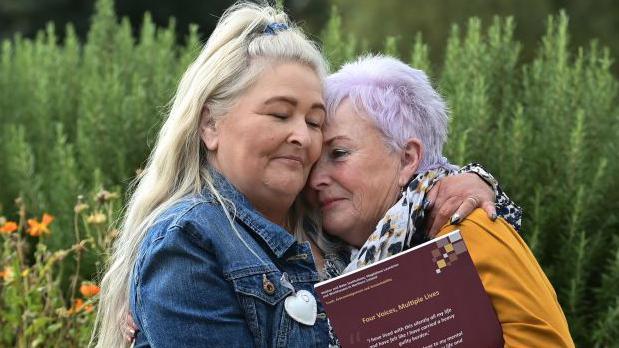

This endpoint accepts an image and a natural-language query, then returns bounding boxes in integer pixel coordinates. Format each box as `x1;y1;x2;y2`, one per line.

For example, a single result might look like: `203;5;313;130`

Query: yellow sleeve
437;209;575;348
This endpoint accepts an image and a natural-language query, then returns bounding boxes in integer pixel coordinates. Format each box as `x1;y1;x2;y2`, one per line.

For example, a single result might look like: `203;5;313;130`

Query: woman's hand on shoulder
426;173;496;237
122;312;138;343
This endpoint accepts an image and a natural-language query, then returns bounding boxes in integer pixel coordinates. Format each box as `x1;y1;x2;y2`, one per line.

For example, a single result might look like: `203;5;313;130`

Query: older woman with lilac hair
308;55;575;347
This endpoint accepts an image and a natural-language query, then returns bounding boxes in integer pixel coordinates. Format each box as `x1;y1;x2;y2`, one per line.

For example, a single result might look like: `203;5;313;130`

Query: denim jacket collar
205;170;297;258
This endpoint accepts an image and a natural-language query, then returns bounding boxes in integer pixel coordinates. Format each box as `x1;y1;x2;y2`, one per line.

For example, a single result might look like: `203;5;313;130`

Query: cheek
350;188;369;217
247;133;277;159
308;133;323;164
351;168;395;219
335;167;363;202
337;174;366;216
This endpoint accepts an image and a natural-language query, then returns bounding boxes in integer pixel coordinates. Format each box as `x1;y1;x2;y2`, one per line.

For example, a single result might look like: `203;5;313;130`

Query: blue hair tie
263;22;288;35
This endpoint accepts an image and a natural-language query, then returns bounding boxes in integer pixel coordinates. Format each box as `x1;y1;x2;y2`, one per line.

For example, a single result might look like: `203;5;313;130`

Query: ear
199;106;219;151
398;138;423;187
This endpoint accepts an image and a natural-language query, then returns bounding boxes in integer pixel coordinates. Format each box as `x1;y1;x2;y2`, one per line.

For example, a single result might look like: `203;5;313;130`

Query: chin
323;218;354;241
266;174;306;196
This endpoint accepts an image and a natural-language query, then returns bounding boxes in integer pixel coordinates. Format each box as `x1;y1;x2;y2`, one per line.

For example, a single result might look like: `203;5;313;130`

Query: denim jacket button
262;274;276;295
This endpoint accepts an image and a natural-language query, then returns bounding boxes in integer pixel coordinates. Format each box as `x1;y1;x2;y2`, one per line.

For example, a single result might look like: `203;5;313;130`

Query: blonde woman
93;3;333;347
100;2;509;347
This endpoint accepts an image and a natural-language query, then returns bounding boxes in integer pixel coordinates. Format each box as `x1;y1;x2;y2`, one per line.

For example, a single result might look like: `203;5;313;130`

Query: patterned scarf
344;168;450;273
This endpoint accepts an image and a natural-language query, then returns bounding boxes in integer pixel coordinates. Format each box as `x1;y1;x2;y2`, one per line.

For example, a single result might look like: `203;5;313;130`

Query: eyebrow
324;135;351;144
264;96;326;113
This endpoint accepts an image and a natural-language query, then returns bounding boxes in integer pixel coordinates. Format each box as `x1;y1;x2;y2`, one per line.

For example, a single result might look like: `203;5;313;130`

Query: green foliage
383;36;400;57
1;125;43;212
321;5;358;70
44;124;81;250
409;33;431;76
593;239;619;346
0;0;618;346
275;0;285;11
435;12;618;346
0;0;193;221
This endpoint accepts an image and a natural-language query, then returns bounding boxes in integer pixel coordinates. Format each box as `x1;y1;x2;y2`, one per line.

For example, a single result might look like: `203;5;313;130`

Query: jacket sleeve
133;224;254;347
438;209;575;348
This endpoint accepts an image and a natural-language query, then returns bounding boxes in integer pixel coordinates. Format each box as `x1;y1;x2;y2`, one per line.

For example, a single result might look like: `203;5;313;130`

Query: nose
308;155;330;191
288;117;312;148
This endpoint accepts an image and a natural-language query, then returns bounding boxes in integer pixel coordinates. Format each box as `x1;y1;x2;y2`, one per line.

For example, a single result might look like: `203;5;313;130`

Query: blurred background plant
0;0;617;346
0;188;119;347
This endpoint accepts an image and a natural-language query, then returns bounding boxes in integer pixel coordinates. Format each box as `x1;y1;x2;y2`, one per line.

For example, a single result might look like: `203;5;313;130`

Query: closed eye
330;148;349;159
270;113;289;119
306;120;322;129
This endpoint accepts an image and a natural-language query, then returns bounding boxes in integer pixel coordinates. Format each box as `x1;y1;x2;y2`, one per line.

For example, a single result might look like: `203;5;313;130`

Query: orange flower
67;299;83;315
27;213;54;237
1;266;14;282
80;282;101;298
68;298;93;315
0;221;18;234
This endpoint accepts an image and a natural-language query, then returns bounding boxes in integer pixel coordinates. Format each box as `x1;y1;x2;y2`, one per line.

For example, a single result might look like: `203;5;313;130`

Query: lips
274;155;304;165
319;197;345;209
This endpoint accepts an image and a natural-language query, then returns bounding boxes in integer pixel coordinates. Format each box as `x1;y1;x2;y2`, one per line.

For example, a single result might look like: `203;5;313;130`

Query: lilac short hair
325;54;454;173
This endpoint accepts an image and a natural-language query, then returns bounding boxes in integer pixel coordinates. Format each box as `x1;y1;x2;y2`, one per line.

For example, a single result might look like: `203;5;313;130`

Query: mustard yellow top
438;209;575;348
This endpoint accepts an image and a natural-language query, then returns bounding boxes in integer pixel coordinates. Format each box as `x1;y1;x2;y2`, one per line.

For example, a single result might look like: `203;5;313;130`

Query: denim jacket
130;172;329;347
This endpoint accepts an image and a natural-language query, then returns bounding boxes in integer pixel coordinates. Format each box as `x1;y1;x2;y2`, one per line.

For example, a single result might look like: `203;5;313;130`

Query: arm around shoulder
133;222;253;347
438;209;575;348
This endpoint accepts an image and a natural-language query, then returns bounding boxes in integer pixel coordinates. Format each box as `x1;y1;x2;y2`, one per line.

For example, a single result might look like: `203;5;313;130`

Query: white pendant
284;289;317;326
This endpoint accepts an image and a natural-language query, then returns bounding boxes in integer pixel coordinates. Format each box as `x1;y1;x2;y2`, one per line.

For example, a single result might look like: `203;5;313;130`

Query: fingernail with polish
450;214;461;225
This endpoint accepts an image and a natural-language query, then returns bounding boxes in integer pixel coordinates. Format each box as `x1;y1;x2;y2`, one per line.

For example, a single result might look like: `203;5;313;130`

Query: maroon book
315;230;503;348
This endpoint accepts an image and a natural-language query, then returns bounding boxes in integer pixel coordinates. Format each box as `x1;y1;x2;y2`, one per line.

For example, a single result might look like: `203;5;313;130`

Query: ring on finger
466;196;479;206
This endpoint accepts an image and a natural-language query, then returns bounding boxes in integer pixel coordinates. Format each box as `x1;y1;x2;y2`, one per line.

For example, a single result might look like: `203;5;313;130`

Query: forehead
248;62;324;102
324;99;377;139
